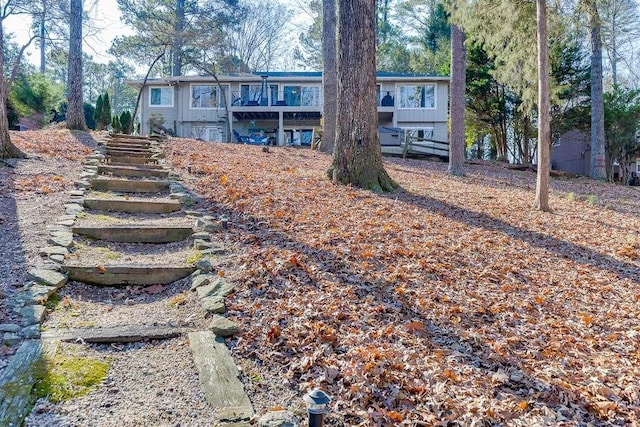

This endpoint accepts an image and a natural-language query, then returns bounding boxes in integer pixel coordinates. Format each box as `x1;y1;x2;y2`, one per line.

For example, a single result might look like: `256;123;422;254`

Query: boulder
258;411;300;427
208;315;240;337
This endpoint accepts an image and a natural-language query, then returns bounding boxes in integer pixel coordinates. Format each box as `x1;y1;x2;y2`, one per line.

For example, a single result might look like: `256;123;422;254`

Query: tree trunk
321;0;337;154
66;0;86;130
535;0;551;212
172;0;185;77
0;18;26;159
448;23;466;176
40;10;46;74
522;116;531;165
329;0;395;192
589;4;607;180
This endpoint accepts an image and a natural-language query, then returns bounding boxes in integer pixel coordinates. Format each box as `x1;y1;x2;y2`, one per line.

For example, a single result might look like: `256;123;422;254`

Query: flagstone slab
41;325;187;343
0;340;42;427
188;331;253;417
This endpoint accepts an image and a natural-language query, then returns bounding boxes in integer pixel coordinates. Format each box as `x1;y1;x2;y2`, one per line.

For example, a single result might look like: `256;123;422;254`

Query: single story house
127;71;450;157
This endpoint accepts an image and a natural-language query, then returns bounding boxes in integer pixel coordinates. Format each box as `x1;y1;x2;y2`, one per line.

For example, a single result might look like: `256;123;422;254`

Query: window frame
397;84;436;110
149;86;174;107
190;83;229;109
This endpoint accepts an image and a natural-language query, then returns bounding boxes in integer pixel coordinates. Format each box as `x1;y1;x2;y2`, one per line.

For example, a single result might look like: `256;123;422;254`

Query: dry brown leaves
11;129;94;161
169;139;640;425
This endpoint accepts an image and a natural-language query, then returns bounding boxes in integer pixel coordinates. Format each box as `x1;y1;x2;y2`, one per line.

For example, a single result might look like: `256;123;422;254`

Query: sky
5;0;133;67
4;0;310;71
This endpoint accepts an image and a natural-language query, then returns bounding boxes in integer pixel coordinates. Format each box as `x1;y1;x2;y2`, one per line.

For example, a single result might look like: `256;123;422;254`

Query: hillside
1;131;639;425
169;139;640;425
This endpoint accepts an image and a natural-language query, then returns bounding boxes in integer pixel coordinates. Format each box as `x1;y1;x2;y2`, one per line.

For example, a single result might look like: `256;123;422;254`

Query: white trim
396;83;437;110
189;83;229;110
149;86;173;107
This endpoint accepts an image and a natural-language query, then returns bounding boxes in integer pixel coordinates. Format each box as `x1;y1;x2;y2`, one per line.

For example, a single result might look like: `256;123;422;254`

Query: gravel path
2;132;267;426
25;338;219;427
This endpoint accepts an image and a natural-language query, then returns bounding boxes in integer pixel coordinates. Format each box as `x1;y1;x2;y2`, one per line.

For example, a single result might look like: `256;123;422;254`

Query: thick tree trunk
321;0;337;154
535;0;551;212
0;19;25;159
589;8;607;180
66;0;87;130
329;0;395;192
448;23;466;176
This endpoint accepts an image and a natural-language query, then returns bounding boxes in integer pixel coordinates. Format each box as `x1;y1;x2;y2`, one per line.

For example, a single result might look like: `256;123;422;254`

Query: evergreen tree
120;110;132;134
111;115;122;133
94;94;103;130
101;93;112;129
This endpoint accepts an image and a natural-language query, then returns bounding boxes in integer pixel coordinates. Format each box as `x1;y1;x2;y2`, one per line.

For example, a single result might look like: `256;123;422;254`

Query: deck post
278;111;284;146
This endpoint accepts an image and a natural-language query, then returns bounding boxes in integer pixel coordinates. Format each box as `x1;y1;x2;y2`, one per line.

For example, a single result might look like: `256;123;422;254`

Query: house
128;72;450;157
551;129;591;176
552;129;640;183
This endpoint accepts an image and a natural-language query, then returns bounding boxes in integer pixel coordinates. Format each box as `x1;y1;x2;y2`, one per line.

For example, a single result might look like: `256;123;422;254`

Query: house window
191;84;226;109
398;84;436;109
283;86;321;107
149;87;173;107
241;84;262;105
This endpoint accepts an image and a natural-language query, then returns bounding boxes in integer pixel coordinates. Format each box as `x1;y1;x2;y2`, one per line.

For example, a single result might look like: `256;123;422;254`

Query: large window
149;87;173;107
241;84;262;105
283;86;321;107
398;84;436;109
191;84;226;109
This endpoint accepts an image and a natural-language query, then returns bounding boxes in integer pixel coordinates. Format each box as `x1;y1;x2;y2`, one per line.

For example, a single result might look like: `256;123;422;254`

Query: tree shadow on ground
69;130;100;152
380;186;639;285
215;206;631;425
0;162;29;349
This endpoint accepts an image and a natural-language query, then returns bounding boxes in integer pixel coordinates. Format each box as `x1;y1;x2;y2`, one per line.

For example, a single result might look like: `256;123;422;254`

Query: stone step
188;331;254;422
84;198;182;213
64;264;196;285
98;165;170;178
90;178;170;193
72;225;193;243
103;156;159;165
41;325;187;343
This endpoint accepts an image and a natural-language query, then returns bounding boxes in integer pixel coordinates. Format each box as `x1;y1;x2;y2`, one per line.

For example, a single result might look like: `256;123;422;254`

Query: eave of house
126;71;450;87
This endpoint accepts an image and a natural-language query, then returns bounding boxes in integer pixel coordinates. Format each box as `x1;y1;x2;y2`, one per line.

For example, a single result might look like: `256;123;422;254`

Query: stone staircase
29;134;253;425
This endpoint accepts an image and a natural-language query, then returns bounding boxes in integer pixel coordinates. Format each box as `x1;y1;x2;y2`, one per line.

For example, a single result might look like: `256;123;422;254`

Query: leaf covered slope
170;139;639;425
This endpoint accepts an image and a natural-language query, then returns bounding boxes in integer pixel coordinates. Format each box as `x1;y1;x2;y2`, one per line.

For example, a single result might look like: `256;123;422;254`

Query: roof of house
127;71;449;86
